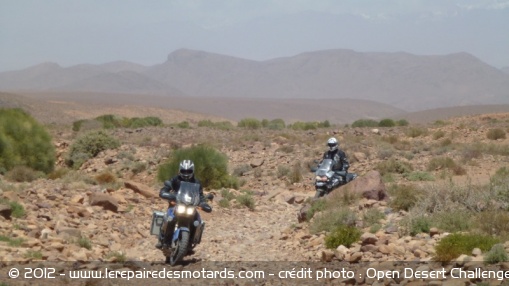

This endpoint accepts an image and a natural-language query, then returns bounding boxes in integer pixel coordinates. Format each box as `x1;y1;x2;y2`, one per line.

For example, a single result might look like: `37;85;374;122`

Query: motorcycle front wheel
168;231;190;266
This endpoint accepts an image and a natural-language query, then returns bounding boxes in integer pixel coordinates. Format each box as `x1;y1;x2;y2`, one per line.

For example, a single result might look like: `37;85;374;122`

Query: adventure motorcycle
150;182;206;265
314;158;357;198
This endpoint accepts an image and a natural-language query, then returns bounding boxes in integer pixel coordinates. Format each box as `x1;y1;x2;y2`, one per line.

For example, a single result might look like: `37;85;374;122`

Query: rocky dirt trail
136;189;312;263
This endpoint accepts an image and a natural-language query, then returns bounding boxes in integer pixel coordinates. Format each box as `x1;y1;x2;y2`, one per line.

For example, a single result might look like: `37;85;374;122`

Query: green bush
363;209;386;226
407;216;432;236
487;128;506;140
432;210;472;233
81;114;163;130
351;119;379;128
65;130;120;169
484;244;508;264
267;119;286;130
404;171;435;182
289;121;317;130
427;157;465;175
238;118;262;129
5;166;44;182
177;121;190;129
236;193;255;211
434;233;499;262
0;108;55;174
310;207;357;234
157;145;235;189
396;119;409;126
376;158;413;175
405;127;428;138
0;199;26;218
307;199;327;221
378;118;396;127
388;184;421;211
432;130;446;140
325;225;361;249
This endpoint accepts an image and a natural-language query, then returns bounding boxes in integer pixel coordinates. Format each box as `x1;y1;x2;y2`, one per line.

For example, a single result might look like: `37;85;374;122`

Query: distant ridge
1;49;508;112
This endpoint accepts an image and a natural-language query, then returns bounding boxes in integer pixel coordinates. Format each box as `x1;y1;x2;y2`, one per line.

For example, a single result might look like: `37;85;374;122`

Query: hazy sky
1;0;508;72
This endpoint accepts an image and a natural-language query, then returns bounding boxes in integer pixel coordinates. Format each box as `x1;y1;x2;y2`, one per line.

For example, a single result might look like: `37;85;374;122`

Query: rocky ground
1;112;509;285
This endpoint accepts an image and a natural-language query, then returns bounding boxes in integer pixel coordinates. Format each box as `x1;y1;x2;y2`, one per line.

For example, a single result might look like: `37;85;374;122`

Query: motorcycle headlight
186;206;196;216
176;205;187;214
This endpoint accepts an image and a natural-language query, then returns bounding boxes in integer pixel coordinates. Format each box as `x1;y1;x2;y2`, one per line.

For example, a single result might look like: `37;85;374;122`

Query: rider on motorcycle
322;137;350;188
156;159;212;249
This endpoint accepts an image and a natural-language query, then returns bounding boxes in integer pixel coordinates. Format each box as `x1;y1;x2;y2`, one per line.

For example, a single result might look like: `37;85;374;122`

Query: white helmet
327;137;338;152
179;160;195;180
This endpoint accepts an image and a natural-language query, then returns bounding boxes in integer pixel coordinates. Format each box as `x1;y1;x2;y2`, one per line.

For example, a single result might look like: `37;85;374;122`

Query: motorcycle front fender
172;227;191;242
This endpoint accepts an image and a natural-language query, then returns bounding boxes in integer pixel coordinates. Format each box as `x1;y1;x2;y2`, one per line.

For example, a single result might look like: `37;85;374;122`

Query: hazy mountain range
1;49;508;113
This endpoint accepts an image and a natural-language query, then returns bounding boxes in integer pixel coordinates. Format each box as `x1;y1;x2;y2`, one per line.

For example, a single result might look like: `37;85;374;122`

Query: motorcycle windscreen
176;181;201;206
316;159;334;176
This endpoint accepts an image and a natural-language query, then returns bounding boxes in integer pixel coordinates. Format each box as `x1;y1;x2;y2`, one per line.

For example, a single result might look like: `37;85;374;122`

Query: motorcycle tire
169;231;190;266
314;190;323;199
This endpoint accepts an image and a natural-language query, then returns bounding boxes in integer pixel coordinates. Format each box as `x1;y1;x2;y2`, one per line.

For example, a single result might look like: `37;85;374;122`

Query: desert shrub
427;156;454;170
77;236;92;250
0;235;24;247
93;114;163;129
475;210;509;237
484;244;509;264
310;207;357;234
197;120;215;128
404;171;434;182
289;121;317;130
431;210;472;233
289;163;303;184
232;164;252;177
218;198;230;208
24;250;43;259
66;130;120;169
381;135;399;144
487;128;506;140
47;168;69;180
306;199;327;221
324;225;361;249
277;165;290;178
214;121;235;130
128;116;162;128
432;130;446;140
0;199;26;218
405;127;428;138
363;209;385;226
491;167;509;199
105;251;126;262
377;148;395;160
72;119;86;132
94;170;117;185
157;145;234;189
220;189;236;201
238;118;262;129
434;233;499;262
376;158;413;175
130;162;147;175
396;119;409;126
267;119;286;130
440;138;452;147
0;108;55;174
5;166;44;182
400;215;432;236
378;118;396;127
177;121;190;129
388;184;421;211
236;193;255;211
351;119;378;128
